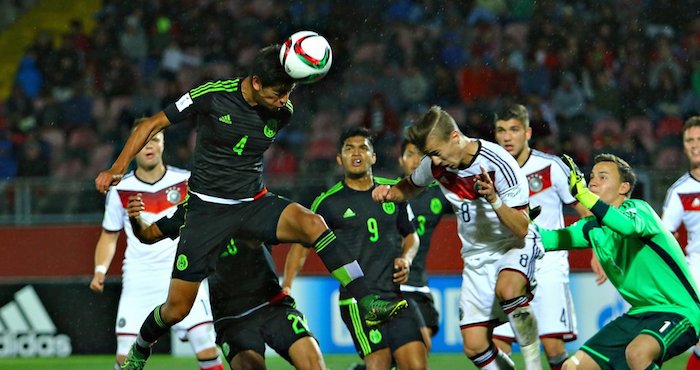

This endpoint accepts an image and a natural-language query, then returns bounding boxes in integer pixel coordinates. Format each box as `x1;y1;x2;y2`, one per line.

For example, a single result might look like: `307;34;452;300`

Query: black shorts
173;192;291;281
582;311;698;369
402;291;439;336
215;303;314;365
339;296;424;358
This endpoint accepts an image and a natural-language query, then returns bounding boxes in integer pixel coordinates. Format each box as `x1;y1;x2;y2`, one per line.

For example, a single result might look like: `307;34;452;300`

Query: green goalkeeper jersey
539;198;700;333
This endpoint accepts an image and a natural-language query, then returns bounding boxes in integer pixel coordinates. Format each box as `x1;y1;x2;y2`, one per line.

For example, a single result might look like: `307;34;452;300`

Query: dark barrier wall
0;216;621;278
0;281;171;356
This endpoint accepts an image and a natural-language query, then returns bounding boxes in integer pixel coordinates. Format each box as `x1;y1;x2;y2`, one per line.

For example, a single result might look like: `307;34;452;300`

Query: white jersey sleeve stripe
481;147;516;187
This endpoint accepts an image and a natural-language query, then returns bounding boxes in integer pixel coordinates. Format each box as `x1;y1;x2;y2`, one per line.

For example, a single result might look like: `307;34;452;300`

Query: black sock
135;305;170;353
313;230;370;299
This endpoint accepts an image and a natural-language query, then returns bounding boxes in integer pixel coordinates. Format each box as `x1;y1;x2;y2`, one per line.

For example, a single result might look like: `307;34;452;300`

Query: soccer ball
279;31;333;84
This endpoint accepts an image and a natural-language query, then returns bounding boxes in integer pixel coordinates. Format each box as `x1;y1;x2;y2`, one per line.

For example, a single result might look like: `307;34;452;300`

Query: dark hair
683;116;700;133
406;105;458;153
338;127;374;153
594;153;637;197
494;104;530;128
251;44;296;89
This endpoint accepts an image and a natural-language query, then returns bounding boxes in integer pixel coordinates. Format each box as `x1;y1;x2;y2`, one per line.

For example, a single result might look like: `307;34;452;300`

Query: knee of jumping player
161;302;192;323
161;282;200;323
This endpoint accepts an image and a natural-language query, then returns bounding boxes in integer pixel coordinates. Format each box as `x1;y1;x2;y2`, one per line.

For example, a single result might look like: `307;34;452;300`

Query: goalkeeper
536;153;700;370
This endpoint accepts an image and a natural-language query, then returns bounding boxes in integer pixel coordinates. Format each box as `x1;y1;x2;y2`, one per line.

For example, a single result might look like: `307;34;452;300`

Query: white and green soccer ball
279;31;333;84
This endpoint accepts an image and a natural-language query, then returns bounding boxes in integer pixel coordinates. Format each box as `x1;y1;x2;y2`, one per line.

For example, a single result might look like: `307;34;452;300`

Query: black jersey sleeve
162;88;214;124
397;202;416;237
155;204;186;239
313;200;337;229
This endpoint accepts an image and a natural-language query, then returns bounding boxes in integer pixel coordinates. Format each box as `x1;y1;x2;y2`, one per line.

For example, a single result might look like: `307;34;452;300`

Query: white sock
507;304;542;370
520;342;542;370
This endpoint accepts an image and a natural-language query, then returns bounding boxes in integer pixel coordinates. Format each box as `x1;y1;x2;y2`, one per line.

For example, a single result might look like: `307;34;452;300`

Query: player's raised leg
275;202;407;325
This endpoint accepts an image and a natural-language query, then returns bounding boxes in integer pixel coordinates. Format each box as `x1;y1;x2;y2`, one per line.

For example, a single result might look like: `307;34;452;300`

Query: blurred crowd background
1;0;699;219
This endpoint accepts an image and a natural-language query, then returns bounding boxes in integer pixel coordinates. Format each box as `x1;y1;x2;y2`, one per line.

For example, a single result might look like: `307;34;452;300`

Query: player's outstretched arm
372;177;422;203
95;112;171;193
283;243;312;293
536;220;593;252
126;194;167;244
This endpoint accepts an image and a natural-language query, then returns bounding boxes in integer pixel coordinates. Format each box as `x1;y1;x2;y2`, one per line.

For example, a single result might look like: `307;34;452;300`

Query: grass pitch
0;352;690;369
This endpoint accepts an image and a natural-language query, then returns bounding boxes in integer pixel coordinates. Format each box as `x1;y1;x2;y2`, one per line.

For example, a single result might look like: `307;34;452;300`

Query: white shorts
459;242;540;328
115;269;213;338
492;252;577;341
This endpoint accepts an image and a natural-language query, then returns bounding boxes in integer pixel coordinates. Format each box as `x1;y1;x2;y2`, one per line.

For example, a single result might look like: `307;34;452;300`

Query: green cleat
359;294;408;326
120;343;150;370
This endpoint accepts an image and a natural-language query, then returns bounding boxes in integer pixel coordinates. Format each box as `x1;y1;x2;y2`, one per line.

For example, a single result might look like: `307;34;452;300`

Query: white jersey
102;166;190;274
523;150;577;276
411;139;529;257
663;172;700;256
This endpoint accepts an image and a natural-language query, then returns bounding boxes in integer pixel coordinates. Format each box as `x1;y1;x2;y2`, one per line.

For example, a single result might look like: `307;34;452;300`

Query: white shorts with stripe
116;268;213;339
458;240;541;328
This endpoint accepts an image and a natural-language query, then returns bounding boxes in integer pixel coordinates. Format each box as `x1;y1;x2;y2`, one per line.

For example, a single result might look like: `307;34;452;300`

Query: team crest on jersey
166;186;183;204
264;119;278;138
430;198;443;214
382;202;396;214
527;165;552;196
369;329;382;344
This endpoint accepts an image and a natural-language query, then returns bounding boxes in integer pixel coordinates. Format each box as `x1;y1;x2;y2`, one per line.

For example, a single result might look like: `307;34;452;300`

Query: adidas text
0;333;71;357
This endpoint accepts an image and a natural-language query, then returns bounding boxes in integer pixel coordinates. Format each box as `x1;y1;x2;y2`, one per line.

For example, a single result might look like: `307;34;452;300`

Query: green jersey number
416;215;426;236
287;313;308;334
367;218;379;242
232;135;248;155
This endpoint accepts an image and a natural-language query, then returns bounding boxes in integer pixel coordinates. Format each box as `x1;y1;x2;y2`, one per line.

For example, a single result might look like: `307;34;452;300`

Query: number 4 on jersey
232;135;248;155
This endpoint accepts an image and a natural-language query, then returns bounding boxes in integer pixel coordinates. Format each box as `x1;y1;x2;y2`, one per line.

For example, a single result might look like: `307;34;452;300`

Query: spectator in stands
119;15;148;64
15;51;43;99
16;133;49;177
0;130;17;180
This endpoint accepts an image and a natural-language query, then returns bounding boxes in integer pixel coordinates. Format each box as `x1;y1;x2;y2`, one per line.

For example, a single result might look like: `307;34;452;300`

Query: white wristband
95;265;108;274
489;196;503;210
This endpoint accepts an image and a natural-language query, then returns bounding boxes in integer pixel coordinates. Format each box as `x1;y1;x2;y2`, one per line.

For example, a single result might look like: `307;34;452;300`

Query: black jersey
311;177;416;300
406;183;451;287
155;205;285;319
163;78;293;199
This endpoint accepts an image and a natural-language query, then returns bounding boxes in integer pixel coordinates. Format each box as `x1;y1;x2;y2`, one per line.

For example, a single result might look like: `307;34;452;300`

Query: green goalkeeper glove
561;154;599;209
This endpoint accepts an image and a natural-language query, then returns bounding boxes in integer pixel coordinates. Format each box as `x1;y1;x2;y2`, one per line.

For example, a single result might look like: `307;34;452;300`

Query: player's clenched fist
95;169;124;194
126;194;144;218
89;271;105;293
372;184;394;203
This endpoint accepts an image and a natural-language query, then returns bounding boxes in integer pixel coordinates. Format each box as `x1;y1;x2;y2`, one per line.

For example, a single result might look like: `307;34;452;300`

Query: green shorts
581;312;698;369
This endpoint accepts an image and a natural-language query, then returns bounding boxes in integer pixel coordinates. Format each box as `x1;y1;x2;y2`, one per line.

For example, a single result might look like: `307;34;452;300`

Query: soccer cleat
359;294;408;326
120;343;150;370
